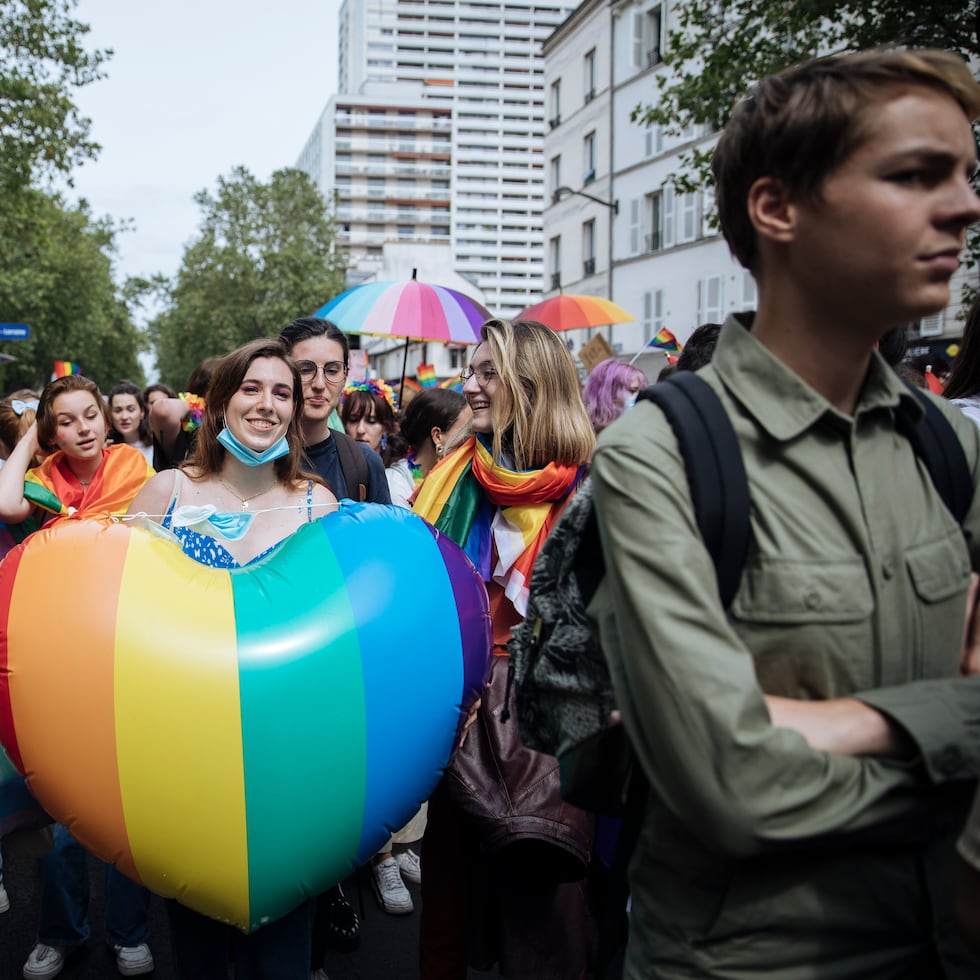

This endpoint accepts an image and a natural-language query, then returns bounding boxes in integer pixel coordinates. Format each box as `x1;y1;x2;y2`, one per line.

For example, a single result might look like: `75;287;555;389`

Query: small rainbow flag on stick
649;327;681;352
53;361;80;378
417;363;438;388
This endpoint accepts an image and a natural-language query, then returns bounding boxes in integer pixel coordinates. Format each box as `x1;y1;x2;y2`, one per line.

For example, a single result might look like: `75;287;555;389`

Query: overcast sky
69;0;341;292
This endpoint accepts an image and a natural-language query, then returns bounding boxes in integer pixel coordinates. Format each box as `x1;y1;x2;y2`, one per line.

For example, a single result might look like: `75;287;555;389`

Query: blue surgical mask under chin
623;393;639;412
217;427;291;467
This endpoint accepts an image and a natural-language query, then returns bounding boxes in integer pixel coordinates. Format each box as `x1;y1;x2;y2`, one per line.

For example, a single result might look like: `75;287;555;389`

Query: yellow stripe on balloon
114;530;250;926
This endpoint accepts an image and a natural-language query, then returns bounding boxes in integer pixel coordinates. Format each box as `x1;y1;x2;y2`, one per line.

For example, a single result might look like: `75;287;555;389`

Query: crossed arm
767;573;980;758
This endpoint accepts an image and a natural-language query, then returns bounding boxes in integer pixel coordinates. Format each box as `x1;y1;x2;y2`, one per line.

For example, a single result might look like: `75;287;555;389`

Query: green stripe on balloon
235;522;367;923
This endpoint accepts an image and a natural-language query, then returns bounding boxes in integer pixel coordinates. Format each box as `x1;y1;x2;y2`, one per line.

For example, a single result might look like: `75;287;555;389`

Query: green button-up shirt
591;315;980;978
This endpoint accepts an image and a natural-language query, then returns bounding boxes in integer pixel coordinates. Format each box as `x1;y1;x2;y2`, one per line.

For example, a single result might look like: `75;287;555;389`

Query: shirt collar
710;312;923;442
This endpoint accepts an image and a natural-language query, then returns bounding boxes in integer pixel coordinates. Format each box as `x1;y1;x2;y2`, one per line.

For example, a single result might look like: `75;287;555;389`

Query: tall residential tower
298;0;578;316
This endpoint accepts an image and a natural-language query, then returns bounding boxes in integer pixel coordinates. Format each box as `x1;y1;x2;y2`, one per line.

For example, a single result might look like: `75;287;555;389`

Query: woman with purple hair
582;359;648;435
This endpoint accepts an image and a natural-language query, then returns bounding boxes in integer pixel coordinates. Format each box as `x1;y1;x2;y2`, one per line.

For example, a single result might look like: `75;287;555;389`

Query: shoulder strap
896;384;972;524
333;431;369;502
638;372;750;609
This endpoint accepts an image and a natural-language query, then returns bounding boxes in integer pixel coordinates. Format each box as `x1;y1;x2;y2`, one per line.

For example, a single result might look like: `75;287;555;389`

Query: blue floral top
162;476;314;568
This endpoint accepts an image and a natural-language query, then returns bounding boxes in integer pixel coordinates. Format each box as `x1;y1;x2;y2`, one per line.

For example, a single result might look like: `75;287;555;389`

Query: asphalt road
0;830;504;980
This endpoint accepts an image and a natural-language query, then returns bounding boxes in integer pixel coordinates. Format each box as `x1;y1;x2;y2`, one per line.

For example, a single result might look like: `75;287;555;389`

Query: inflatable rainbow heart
0;503;492;931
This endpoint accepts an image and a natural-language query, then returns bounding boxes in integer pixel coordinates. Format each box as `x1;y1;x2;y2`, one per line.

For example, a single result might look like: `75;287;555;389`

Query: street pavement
0;830;503;980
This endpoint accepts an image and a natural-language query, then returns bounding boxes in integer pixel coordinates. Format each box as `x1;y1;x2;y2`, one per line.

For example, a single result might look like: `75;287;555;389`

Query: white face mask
623;393;638;412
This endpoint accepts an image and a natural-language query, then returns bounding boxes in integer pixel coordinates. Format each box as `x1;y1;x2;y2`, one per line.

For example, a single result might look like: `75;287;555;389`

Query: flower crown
180;392;206;432
343;378;398;412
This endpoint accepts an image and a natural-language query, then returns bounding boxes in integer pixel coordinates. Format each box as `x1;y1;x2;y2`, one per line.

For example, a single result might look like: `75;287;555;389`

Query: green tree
0;188;145;391
148;166;348;388
632;0;980;300
635;0;977;160
0;0;108;193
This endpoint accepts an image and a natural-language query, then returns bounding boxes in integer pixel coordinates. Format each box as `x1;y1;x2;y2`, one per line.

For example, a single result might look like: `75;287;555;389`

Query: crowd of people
1;45;980;980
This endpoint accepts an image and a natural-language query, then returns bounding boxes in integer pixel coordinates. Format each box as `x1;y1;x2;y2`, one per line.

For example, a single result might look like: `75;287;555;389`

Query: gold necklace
219;478;277;512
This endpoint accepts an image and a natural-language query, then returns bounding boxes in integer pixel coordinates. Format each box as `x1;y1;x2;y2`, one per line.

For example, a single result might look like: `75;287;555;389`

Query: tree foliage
0;0;108;193
635;0;978;145
632;0;980;302
147;166;348;389
0;188;145;391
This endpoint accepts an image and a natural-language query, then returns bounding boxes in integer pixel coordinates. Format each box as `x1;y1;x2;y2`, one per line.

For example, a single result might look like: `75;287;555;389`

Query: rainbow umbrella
518;294;635;332
314;271;492;403
313;271;490;345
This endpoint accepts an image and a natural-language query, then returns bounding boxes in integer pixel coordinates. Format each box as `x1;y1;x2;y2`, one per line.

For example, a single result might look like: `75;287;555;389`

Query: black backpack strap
896;384;972;524
638;372;750;609
333;431;369;502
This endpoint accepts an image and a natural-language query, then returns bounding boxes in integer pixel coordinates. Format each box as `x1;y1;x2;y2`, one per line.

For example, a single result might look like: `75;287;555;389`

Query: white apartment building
543;0;976;363
297;0;580;325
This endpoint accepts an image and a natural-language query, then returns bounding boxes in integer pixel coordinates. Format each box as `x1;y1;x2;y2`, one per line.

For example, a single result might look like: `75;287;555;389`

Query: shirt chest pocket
731;557;873;624
905;532;970;605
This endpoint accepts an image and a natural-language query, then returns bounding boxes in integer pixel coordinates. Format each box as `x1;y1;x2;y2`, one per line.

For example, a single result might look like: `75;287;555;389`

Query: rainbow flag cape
24;444;154;525
417;363;438;388
53;361;80;378
648;327;681;352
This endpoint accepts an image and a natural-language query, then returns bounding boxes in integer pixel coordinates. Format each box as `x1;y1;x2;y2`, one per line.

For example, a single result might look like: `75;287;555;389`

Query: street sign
0;323;29;340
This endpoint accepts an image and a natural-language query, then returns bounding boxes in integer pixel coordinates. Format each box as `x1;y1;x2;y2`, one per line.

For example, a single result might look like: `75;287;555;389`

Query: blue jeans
167;897;314;980
37;823;150;948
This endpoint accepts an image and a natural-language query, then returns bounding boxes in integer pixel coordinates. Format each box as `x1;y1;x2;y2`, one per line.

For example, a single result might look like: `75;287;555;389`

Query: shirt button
881;558;895;580
803;588;822;610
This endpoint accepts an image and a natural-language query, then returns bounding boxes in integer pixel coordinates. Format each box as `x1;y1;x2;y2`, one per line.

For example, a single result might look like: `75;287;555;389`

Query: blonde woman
413;318;595;979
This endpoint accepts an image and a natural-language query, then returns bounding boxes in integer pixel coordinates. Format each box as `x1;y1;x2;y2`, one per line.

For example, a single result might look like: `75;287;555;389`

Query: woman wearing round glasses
413;318;596;979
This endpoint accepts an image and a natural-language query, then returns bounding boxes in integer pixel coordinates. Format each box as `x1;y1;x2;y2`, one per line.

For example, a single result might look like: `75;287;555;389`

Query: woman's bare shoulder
126;468;178;516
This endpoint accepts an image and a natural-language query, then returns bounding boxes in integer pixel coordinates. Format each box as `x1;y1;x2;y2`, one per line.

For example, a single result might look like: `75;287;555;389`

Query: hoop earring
435;442;445;458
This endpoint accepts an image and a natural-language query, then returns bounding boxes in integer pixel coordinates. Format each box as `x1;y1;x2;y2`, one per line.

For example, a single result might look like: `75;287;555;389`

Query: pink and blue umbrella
313;273;490;345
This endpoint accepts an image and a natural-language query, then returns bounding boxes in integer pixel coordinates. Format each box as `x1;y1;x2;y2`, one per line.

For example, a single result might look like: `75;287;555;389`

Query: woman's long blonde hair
480;318;594;470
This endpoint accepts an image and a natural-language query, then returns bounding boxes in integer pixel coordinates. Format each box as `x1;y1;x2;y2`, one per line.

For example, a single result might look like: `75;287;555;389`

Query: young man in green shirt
592;50;980;977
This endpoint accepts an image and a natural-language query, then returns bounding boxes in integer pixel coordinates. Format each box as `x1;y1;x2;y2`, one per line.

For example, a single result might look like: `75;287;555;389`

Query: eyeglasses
295;360;347;383
459;366;498;387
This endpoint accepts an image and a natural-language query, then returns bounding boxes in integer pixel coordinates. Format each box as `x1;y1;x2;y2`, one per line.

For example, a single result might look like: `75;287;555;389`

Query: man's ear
747;176;796;245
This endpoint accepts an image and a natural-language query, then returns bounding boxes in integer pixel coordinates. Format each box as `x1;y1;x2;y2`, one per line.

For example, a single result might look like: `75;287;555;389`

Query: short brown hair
36;376;111;453
713;49;980;273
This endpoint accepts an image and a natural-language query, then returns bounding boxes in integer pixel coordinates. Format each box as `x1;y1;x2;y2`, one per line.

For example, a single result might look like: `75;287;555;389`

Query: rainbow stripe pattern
0;503;492;932
518;293;635;332
648;327;681;352
53;360;80;378
314;278;490;344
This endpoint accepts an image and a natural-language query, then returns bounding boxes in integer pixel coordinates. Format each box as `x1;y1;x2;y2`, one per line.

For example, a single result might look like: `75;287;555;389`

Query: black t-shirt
304;431;391;503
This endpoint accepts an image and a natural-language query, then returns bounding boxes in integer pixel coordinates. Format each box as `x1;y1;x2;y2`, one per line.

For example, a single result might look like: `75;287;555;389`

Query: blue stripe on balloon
327;503;463;864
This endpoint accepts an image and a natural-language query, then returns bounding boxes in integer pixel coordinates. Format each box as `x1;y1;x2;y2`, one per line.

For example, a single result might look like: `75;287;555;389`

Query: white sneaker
112;942;154;977
371;856;414;914
23;944;67;980
395;848;422;884
0;883;9;913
